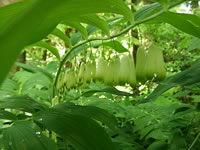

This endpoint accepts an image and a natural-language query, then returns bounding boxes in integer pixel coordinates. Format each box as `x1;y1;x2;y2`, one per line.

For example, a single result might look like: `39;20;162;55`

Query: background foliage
0;0;200;150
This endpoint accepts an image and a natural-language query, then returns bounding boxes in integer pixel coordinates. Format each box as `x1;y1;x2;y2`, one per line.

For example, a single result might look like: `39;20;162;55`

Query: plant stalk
53;0;187;97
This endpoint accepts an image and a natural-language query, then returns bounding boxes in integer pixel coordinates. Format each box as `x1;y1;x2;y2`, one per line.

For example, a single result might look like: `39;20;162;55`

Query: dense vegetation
0;0;200;150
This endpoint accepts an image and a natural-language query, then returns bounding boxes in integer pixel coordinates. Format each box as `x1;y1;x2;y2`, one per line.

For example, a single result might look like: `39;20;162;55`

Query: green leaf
26;41;60;60
104;40;129;53
64;14;110;38
69;14;110;37
53;102;119;132
134;0;186;22
51;28;72;48
147;141;168;150
169;130;187;150
3;120;58;150
157;0;169;10
93;40;129;53
151;12;200;38
144;59;200;102
0;0;133;85
187;37;200;51
81;87;133;97
15;62;54;83
21;73;51;94
33;108;117;150
87;25;98;35
62;21;88;40
0;79;19;97
135;2;161;22
0;96;48;113
0;110;17;120
70;33;83;46
67;45;88;60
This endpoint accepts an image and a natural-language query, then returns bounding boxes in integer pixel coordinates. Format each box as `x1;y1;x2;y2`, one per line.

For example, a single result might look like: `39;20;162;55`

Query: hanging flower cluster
57;44;166;91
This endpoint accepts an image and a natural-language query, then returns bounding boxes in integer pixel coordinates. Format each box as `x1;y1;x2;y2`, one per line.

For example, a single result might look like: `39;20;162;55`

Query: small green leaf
26;41;60;60
51;28;72;48
104;40;129;53
72;14;110;37
62;21;88;40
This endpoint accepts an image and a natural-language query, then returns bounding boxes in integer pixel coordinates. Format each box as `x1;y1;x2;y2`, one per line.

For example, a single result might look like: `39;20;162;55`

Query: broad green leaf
144;59;200;102
0;0;58;85
15;62;54;83
151;12;200;38
0;110;17;120
26;41;60;60
0;96;48;113
135;3;161;22
33;108;117;150
51;28;72;48
81;87;133;97
53;102;119;132
134;0;186;22
0;0;133;85
3;121;58;150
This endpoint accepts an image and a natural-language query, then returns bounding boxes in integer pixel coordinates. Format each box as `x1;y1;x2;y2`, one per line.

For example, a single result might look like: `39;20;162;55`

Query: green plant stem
53;0;187;97
52;16;156;96
188;132;200;150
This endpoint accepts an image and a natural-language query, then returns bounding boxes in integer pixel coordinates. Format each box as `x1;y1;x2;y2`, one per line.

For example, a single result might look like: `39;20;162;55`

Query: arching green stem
53;0;186;97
